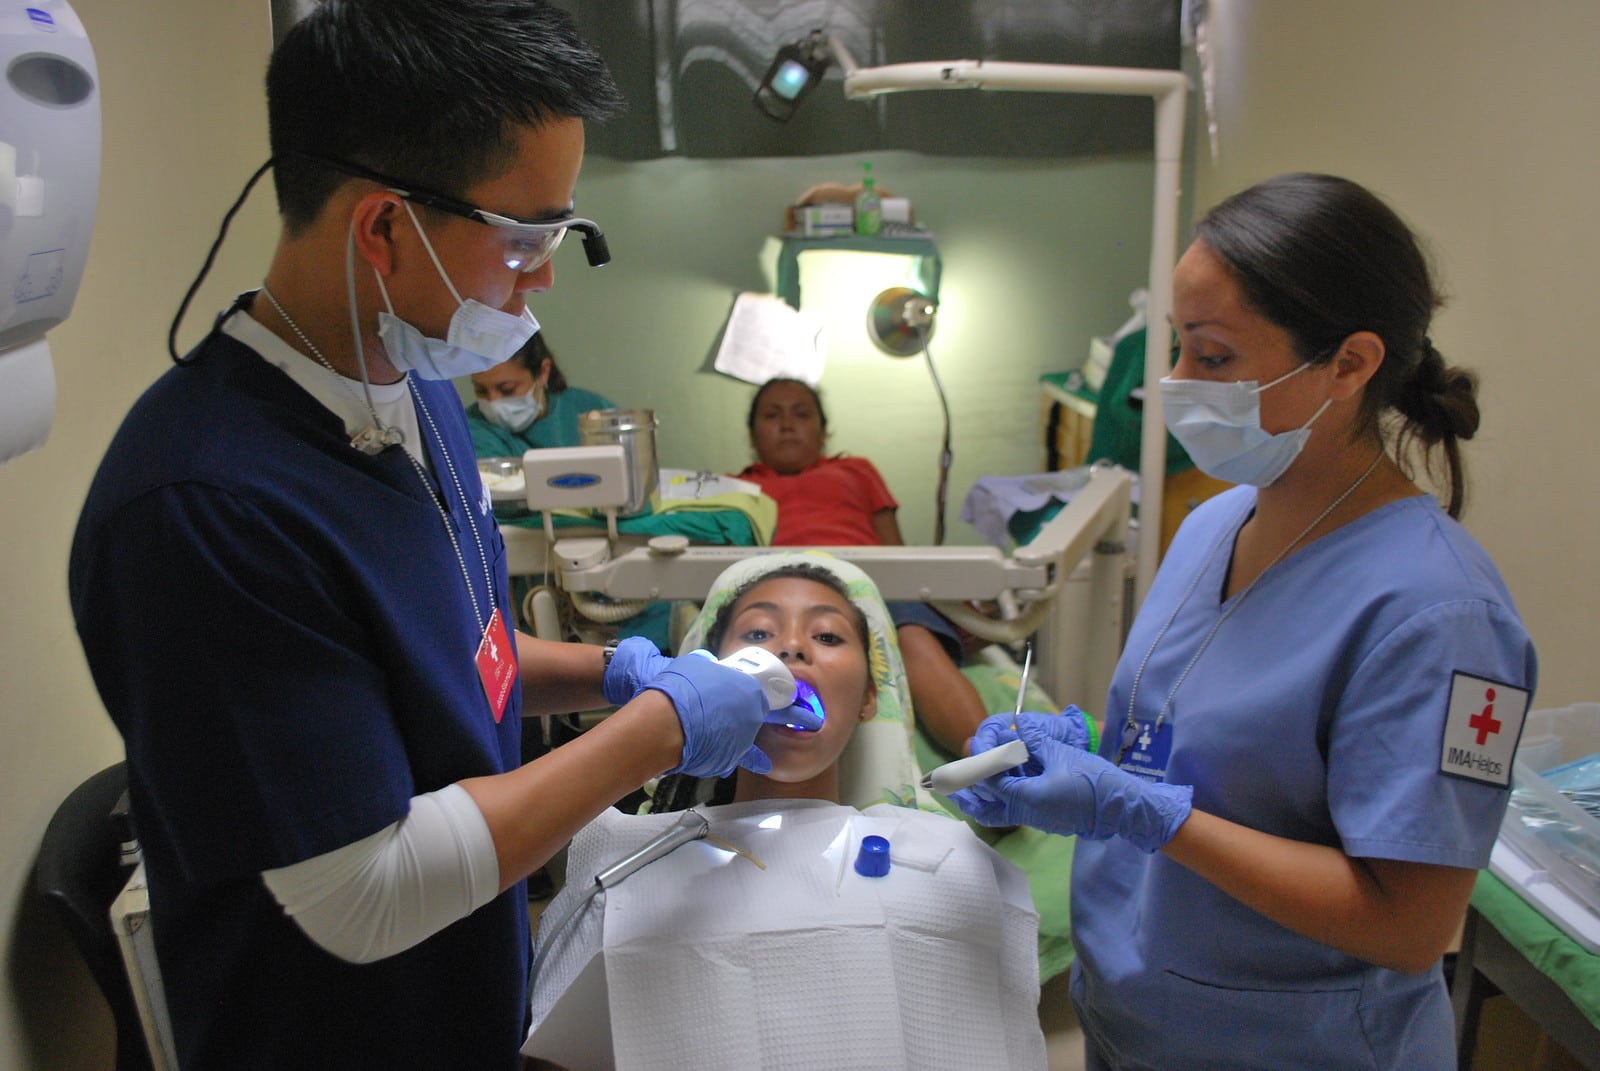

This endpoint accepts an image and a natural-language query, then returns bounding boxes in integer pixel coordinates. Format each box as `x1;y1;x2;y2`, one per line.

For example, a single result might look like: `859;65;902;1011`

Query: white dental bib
525;798;1044;1071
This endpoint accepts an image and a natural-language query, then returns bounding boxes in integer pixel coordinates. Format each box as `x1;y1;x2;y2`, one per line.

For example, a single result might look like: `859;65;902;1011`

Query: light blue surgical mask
373;202;539;380
1159;362;1331;487
480;388;545;433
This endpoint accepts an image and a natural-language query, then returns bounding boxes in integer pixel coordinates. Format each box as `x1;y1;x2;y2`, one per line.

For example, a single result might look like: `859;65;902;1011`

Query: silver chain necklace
408;378;498;623
259;285;403;454
1117;449;1386;761
257;286;495;629
260;285;362;395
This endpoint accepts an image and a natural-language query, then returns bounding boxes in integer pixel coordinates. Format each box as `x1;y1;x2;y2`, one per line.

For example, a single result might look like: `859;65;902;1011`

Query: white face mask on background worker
1159;360;1332;487
479;388;545;433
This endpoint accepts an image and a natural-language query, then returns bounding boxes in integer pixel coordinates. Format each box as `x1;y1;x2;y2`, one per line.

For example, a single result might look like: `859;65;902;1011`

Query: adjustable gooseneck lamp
755;32;1186;604
865;288;954;545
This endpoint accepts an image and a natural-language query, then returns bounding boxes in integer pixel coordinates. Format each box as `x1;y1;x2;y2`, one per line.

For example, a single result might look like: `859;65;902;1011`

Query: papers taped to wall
713;292;826;387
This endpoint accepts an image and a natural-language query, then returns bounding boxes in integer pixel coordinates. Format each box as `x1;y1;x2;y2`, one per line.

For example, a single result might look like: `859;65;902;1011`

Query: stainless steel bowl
477;456;522;480
476;457;526;504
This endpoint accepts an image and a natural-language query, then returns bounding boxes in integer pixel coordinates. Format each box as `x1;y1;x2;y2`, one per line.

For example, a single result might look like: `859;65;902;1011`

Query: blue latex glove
950;711;1193;852
644;650;824;777
967;705;1091;761
602;636;670;707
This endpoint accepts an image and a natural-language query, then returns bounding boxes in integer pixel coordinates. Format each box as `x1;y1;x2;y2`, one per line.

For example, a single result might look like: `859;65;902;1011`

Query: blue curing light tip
854;835;890;877
785;679;826;731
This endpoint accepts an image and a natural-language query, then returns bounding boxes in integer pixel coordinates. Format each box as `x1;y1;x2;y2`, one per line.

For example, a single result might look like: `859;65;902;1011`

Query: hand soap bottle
854;161;882;237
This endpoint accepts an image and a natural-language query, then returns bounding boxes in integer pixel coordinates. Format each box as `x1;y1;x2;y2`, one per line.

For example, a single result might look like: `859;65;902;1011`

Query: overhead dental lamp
753;30;834;122
0;1;101;464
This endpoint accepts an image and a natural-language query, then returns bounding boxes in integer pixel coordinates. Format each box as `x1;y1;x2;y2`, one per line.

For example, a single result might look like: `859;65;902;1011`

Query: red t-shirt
738;455;898;545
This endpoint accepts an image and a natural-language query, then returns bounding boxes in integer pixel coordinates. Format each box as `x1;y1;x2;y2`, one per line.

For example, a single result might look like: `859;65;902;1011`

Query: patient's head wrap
680;551;941;813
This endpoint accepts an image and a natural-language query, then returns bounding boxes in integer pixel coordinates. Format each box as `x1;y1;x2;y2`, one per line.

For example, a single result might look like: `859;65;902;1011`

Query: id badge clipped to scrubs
1118;719;1174;785
475;607;517;723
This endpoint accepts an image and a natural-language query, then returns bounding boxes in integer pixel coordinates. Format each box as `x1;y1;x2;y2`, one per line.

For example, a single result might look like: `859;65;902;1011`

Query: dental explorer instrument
921;640;1034;796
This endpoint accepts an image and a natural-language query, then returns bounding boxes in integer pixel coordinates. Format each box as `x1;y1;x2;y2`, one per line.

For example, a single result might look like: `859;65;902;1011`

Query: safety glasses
298;153;610;272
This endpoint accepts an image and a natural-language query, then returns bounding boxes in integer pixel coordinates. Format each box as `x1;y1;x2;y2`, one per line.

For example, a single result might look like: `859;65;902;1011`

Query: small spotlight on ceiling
753;31;833;122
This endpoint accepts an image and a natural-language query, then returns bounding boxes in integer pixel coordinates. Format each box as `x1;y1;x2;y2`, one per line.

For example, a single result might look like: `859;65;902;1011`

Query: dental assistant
954;173;1536;1070
466;330;615;456
67;4;817;1070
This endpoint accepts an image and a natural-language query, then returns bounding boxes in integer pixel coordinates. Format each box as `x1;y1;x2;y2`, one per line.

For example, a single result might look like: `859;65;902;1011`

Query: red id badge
475;607;517;723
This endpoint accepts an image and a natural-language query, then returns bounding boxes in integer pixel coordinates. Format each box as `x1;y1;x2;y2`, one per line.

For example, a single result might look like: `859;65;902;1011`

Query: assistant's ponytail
1390;338;1479;518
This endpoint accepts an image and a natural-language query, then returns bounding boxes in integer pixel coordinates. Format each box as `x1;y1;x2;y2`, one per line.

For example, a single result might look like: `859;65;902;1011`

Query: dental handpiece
922;642;1033;795
696;646;826;730
921;739;1032;795
595;809;711;889
532;809;712;987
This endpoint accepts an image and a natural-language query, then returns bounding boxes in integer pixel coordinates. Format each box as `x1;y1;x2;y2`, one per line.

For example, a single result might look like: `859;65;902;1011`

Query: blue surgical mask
1159;362;1331;487
480;388;545;433
373;202;539;380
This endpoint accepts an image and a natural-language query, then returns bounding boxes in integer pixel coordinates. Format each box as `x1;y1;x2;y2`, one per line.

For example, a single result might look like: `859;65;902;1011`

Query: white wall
1193;0;1599;706
0;1;275;1066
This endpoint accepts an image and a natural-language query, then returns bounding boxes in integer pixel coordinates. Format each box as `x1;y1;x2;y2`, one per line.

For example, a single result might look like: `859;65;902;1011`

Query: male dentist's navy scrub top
69;330;528;1070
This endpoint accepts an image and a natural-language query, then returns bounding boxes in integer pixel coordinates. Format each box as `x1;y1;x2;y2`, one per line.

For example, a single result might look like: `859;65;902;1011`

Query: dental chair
635;555;1079;985
34;763;156;1071
521;470;1135;988
524;555;1051;1069
645;646;1081;983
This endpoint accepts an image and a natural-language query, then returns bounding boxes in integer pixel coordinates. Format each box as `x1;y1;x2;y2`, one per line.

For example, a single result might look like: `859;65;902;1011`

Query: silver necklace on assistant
1116;449;1386;762
259;286;496;629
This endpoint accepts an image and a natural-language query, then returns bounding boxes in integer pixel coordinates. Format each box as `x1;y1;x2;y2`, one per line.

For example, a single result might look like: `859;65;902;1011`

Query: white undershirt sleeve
260;783;501;964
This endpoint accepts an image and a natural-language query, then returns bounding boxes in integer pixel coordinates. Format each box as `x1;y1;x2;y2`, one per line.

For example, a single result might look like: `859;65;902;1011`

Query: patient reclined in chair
523;553;1047;1071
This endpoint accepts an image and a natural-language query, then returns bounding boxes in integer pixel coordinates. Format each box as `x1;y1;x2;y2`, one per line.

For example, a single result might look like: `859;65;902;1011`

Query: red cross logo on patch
1469;687;1502;746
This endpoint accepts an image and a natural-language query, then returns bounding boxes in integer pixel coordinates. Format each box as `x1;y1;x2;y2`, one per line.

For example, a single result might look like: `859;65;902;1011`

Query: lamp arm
929;597;1054;646
823;55;1184;605
821;33;859;77
841;60;1185;100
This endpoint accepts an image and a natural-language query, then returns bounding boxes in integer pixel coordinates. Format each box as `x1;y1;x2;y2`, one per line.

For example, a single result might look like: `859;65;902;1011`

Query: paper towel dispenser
0;1;101;463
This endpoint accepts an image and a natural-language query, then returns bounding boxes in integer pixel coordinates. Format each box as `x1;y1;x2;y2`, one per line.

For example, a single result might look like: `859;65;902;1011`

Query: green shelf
774;234;942;310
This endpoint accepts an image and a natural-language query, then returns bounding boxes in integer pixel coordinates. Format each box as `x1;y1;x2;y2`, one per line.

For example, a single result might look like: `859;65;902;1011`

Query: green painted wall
520;149;1159;545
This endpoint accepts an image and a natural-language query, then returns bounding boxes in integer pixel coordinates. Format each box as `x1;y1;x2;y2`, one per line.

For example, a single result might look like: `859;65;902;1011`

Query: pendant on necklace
351;425;405;454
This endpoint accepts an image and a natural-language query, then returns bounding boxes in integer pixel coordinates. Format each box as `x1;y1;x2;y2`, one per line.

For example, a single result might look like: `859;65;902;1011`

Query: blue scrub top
70;329;529;1070
1071;487;1536;1071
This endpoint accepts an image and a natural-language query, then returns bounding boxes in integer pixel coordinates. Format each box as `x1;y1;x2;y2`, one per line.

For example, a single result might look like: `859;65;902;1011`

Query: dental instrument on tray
921;641;1035;796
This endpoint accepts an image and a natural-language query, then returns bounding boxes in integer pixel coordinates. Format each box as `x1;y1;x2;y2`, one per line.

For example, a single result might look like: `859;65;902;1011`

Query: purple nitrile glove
643;650;823;777
950;711;1192;852
602;636;671;707
967;704;1092;766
